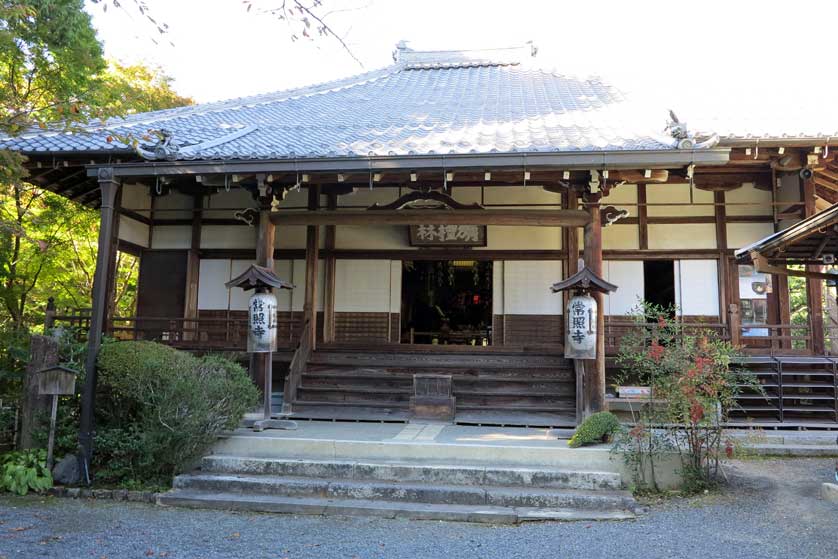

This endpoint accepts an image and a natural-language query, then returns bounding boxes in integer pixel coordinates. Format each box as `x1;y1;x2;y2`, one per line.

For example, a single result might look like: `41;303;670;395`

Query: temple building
5;44;838;429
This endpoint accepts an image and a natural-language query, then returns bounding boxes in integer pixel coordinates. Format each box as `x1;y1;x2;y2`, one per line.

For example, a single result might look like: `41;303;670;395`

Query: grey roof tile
0;49;685;160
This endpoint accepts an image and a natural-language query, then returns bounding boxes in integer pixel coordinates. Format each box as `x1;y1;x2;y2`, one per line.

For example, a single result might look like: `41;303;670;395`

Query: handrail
283;318;312;413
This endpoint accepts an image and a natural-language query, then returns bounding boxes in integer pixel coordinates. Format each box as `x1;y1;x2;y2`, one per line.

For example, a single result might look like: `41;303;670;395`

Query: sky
86;0;838;133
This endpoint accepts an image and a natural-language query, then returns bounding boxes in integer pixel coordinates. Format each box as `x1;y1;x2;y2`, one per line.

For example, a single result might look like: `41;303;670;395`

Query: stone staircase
158;424;639;523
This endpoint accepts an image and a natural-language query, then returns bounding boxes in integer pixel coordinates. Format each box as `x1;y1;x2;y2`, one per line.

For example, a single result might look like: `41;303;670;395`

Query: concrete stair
158;454;638;523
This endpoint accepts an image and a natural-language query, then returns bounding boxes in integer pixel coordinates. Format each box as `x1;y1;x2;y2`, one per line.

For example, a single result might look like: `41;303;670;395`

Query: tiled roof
0;46;684;161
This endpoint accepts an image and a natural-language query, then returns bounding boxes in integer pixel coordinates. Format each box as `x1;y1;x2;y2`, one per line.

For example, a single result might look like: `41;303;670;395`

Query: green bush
1;449;53;495
96;341;258;484
568;411;620;448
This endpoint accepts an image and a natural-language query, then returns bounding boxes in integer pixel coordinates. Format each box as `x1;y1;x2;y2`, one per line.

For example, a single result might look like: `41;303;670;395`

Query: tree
0;57;192;330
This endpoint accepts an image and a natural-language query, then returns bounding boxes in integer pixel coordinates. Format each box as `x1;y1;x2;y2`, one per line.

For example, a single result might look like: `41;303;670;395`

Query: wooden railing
48;309;302;352
604;320;729;356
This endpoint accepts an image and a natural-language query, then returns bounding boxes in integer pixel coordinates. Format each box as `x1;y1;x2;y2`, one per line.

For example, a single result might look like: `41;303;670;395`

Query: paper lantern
248;292;277;353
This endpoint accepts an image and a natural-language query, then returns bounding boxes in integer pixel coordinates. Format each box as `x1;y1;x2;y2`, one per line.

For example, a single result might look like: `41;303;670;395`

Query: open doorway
643;260;676;313
401;260;492;345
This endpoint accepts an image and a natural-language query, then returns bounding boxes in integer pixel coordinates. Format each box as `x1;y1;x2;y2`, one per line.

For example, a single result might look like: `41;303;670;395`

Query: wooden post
183;195;203;341
803;176;825;354
563;191;580;312
19;335;58;450
714;191;729;326
304;186;321;350
582;194;605;416
637;184;649;250
322;193;337;343
728;303;742;347
104;186;122;333
250;197;276;389
79;168;119;478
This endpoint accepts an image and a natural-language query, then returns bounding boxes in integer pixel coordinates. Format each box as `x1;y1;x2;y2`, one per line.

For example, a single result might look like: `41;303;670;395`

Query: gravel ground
0;458;836;559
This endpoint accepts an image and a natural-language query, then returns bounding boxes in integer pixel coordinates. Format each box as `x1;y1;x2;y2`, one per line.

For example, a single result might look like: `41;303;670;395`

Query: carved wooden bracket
368;188;483;211
600;206;629;227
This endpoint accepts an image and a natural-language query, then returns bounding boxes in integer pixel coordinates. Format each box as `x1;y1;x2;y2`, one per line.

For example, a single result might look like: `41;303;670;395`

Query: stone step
200;456;623;490
212;434;621;472
157;491;636;524
170;473;636;511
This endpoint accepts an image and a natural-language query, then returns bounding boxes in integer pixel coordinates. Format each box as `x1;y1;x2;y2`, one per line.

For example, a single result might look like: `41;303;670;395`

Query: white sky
87;0;838;133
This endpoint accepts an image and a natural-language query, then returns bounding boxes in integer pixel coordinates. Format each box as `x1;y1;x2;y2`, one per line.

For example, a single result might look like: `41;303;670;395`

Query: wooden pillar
250;197;275;389
304;185;321;350
104;187;123;332
803;176;825;354
322;193;337;343
79;168;120;479
563;191;580;310
714;191;730;329
582;194;605;416
637;183;649;250
183;195;203;341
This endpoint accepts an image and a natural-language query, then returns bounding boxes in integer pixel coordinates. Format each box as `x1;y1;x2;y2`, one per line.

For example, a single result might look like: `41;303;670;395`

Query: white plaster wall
602;183;638;205
197;259;232;310
727;222;775;249
335;225;410;250
483;186;562;206
118;216;149;248
675;259;720;316
229;260;257;311
153;191;193;219
492;261;504;315
602;224;639;250
334;259;392;312
604;260;644;315
647;223;716;249
151;226;191;249
290;259;325;312
389;261;402;313
121;183;150;213
335;188;395;208
480;226;561;250
646;183;715;217
201;225;256;249
502;260;563;315
203;188;253;218
275;225;310;249
725;183;773;216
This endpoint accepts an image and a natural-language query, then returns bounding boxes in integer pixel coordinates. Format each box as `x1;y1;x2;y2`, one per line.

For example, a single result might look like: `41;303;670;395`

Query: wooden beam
270;209;591;227
803;176;825;354
714;191;729;325
183;195;203;341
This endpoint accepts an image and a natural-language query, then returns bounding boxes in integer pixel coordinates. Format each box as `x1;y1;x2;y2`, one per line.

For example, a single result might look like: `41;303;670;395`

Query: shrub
568;411;620;448
614;301;748;492
0;449;52;495
96;341;258;484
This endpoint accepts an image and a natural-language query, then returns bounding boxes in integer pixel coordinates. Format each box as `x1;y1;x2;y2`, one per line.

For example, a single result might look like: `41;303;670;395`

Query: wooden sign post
36;366;77;469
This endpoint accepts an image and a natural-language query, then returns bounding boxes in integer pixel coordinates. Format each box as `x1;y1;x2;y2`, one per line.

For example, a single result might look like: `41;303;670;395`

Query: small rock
112;489;128;501
51;455;80;485
92;489;112;500
78;488;93;499
48;486;67;498
821;483;838;503
65;488;80;498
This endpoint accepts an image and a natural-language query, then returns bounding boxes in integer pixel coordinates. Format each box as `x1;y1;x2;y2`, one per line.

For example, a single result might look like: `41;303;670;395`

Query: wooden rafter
270;209;591;227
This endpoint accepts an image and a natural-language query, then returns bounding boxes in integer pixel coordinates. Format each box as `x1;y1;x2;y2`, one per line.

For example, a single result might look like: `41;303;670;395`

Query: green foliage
614;301;749;493
0;449;52;495
95;341;258;484
568;412;619;448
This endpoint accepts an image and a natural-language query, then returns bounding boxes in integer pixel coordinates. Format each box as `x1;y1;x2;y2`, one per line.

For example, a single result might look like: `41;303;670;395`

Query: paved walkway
1;458;836;559
232;421;576;447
